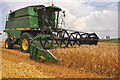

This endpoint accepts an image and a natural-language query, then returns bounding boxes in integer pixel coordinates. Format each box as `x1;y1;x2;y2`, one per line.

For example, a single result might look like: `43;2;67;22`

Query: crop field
1;41;119;78
99;39;120;43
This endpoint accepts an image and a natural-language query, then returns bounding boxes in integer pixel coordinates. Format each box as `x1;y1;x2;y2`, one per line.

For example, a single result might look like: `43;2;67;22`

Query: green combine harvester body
4;4;99;62
5;5;59;39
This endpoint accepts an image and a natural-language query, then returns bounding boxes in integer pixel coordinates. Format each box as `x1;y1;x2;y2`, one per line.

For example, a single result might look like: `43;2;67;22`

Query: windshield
37;7;64;29
45;11;59;28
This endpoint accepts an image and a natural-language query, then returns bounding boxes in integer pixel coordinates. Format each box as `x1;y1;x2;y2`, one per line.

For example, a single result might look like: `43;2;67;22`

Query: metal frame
36;28;99;48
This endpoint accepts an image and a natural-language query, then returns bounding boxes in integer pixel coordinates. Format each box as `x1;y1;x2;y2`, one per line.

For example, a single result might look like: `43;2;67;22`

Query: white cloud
1;1;118;39
60;2;118;38
2;0;119;2
86;10;117;28
66;10;118;38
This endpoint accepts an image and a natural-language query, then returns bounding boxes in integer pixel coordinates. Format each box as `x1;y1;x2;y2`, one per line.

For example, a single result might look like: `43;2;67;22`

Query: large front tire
20;33;32;53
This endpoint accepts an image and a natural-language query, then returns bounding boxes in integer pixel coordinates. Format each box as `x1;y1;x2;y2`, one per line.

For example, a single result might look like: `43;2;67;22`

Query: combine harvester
4;4;99;62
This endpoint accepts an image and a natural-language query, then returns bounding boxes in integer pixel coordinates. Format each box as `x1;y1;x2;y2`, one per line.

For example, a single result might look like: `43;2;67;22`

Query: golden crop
1;42;119;78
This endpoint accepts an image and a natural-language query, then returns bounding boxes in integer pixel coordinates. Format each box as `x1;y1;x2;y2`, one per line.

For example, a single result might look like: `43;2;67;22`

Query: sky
0;0;119;39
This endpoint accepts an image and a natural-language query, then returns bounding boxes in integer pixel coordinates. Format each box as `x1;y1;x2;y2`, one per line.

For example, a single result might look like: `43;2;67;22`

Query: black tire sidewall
20;34;30;53
5;38;13;49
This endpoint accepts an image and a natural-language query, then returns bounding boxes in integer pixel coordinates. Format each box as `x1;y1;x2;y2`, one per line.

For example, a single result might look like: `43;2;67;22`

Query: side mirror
62;11;65;17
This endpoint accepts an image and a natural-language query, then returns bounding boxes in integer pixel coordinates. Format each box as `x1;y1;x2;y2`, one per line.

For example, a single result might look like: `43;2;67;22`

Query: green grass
99;39;120;43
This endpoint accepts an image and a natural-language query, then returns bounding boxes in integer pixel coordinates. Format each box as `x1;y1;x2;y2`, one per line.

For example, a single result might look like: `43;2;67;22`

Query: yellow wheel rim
6;41;8;48
22;38;28;50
